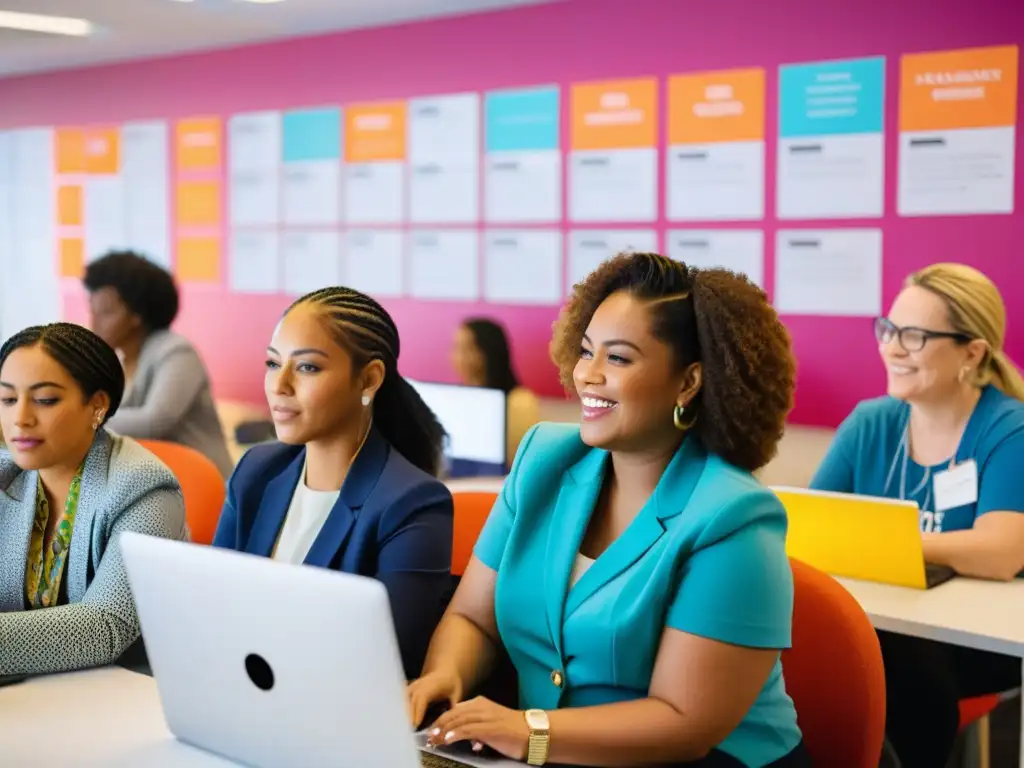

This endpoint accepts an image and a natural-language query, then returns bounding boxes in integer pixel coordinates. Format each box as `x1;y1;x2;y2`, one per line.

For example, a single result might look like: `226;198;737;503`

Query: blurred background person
451;317;540;466
84;251;232;478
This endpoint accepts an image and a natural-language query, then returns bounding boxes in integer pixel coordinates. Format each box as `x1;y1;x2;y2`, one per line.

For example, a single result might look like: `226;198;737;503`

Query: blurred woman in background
84;250;232;478
451;318;540;467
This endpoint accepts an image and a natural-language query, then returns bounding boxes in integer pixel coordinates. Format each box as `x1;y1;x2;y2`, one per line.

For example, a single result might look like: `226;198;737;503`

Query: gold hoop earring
673;404;697;431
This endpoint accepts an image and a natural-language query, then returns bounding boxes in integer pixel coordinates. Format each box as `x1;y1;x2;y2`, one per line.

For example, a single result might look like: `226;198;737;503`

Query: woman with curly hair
84;250;232;478
408;252;808;767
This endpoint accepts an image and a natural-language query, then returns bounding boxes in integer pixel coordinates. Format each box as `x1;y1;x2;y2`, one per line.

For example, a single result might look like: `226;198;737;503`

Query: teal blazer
474;423;802;766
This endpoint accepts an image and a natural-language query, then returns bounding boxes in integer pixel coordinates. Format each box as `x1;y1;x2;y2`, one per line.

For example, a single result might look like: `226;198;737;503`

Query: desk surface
0;667;232;767
837;575;1024;657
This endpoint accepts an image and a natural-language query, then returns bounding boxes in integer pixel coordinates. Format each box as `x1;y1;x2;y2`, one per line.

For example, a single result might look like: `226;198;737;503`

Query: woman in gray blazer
0;322;187;675
84;251;233;478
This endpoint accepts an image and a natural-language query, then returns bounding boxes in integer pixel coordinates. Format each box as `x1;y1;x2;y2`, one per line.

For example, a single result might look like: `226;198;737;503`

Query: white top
570;553;595;586
272;460;341;564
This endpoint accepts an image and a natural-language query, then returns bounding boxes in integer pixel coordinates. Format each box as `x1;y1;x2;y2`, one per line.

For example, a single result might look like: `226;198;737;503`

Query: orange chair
783;558;886;768
451;491;498;576
138;439;226;545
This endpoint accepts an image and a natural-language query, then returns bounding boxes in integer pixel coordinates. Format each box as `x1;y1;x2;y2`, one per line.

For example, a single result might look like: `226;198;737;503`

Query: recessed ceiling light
237;0;288;4
0;10;94;36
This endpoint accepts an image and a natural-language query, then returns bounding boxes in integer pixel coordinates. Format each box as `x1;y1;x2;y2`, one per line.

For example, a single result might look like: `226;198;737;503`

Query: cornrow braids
289;287;447;476
0;323;125;423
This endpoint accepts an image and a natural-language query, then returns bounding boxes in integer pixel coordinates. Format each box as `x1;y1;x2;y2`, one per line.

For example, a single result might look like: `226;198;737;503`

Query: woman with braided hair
213;286;453;679
0;322;186;675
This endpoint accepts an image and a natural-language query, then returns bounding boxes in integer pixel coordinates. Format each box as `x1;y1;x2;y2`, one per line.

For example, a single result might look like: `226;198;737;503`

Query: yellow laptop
773;486;956;590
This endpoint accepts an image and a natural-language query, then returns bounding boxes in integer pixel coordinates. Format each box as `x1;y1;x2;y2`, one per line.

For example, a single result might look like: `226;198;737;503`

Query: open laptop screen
407;380;507;478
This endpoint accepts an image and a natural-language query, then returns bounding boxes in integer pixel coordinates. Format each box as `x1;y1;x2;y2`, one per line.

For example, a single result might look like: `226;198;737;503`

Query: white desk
837;576;1024;766
0;667;234;767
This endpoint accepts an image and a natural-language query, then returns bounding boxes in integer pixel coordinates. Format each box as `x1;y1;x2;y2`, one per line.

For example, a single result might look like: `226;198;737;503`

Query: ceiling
0;0;558;77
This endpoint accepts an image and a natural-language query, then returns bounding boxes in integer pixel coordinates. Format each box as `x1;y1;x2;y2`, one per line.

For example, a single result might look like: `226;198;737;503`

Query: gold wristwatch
524;709;550;766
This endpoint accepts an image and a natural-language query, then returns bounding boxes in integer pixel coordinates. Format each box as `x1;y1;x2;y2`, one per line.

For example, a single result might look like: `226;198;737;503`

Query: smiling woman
409;253;809;767
0;322;186;676
211;286;454;680
811;262;1024;767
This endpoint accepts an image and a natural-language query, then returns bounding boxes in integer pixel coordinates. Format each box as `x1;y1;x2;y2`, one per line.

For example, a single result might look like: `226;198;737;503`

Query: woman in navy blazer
213;287;452;679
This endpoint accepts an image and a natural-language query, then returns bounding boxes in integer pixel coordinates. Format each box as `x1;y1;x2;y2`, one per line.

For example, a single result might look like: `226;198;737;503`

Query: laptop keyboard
420;751;471;768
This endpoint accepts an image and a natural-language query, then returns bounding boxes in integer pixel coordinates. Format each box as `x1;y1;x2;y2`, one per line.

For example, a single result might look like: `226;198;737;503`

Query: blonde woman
812;263;1024;767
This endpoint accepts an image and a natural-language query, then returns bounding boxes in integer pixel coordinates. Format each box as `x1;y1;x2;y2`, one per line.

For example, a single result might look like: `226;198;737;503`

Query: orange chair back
138;439;226;545
452;492;497;576
783;558;886;768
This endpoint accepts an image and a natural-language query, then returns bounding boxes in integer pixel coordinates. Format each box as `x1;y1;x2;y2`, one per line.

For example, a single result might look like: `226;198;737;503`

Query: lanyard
883;420;963;513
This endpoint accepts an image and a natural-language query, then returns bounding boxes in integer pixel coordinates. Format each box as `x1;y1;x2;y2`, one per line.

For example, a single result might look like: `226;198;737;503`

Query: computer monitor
407;380;507;478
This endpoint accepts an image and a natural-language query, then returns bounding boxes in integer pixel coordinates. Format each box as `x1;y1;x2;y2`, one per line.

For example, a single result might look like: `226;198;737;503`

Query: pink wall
1;0;1022;425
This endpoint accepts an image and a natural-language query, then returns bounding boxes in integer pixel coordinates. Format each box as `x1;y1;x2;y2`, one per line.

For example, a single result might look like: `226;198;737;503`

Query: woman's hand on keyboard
424;696;528;762
408;668;464;729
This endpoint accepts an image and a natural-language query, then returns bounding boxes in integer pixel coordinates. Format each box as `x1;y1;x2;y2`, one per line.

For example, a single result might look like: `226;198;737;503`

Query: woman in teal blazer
409;254;808;767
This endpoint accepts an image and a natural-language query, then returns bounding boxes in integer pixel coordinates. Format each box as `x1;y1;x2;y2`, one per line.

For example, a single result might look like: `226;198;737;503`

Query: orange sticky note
669;68;765;144
176;180;221;227
56;185;83;227
84;127;120;175
571;78;658;151
176;117;222;171
176;236;221;283
345;102;407;162
59;238;85;278
900;45;1018;132
55;128;86;175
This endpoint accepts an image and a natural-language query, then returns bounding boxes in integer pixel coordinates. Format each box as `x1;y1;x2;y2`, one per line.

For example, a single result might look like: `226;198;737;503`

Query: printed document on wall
282;231;342;296
777;57;886;219
667;69;765;221
667;230;764;288
569;79;658;222
230;230;279;294
484;230;562;305
283;107;342;226
122;121;171;268
8;128;59;330
229;111;281;227
346;230;403;298
409;230;479;301
345;102;406;225
775;229;882;316
568;229;658;289
83;127;127;260
485;86;561;223
409;93;480;224
898;45;1017;216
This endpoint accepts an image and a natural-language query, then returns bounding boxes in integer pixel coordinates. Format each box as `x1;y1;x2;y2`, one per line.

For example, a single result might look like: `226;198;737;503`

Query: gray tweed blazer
0;431;186;675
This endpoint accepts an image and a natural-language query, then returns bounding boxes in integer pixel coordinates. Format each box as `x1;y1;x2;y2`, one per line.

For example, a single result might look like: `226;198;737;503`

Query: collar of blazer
0;431;113;611
543;433;709;657
245;427;390;566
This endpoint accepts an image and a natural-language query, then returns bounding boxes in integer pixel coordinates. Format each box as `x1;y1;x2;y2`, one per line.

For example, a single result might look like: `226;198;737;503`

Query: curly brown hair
551;252;795;472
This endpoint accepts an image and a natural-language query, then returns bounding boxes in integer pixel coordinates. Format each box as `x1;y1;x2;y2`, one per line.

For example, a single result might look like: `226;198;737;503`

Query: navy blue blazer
212;428;454;679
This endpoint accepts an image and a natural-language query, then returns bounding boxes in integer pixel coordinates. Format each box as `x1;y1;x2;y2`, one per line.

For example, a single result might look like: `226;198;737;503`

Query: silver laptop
120;532;517;768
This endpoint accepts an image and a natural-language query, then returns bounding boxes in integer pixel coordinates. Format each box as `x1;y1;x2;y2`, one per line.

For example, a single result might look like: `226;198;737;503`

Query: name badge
933;459;978;512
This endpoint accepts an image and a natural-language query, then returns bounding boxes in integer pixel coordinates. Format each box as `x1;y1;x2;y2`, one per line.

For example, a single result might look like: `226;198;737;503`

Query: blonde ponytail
988;351;1024;402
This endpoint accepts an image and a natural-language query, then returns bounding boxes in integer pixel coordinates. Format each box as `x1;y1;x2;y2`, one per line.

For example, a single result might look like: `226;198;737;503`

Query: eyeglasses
873;317;972;352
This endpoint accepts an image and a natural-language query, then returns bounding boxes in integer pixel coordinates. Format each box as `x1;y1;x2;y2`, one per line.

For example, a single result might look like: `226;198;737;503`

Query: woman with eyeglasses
811;263;1024;767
